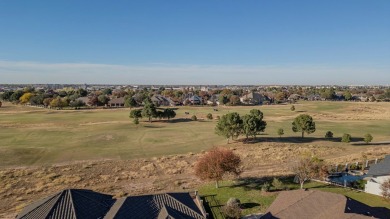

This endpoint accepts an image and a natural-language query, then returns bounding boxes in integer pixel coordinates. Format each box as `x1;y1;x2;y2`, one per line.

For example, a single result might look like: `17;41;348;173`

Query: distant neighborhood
0;84;389;109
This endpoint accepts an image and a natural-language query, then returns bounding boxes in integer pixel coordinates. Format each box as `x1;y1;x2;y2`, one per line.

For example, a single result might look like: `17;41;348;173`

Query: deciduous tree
124;96;137;108
98;95;109;105
341;133;351;143
215;112;243;143
19;93;34;104
129;109;142;119
292;114;316;138
229;95;240;106
292;156;326;189
163;108;176;120
364;133;373;144
194;147;241;188
381;178;390;200
142;100;157;122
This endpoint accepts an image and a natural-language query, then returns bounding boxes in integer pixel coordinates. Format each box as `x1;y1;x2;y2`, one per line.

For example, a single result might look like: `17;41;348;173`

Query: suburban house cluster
17;187;389;219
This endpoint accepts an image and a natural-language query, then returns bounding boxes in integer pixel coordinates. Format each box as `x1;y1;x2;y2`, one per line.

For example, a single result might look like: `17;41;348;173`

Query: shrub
261;182;271;192
191;115;197;121
364;133;373;144
341;133;351;143
325;131;333;138
277;128;284;137
290;105;295;111
222;198;241;219
272;178;284;191
216;115;221;120
207;113;213;120
352;180;366;190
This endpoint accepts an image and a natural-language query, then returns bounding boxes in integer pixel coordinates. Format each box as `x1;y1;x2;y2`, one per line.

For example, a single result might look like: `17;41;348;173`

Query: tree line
129;99;176;123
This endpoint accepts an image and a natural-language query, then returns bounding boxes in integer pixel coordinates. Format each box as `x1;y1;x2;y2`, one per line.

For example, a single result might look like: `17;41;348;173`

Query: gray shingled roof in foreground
16;189;114;219
104;193;206;219
367;155;390;176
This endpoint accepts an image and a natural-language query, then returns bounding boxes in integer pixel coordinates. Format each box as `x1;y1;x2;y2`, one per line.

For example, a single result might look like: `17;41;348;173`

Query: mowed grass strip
0;101;389;166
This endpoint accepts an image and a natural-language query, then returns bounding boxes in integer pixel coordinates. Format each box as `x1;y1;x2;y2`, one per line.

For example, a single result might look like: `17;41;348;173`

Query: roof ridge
44;190;67;219
164;193;204;218
68;190;78;219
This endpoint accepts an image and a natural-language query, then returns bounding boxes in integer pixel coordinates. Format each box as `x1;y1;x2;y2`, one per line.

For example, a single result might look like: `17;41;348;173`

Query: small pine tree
277;128;284;138
325;131;333;138
341;133;351;143
364;133;373;144
191;115;197;121
290;105;295;111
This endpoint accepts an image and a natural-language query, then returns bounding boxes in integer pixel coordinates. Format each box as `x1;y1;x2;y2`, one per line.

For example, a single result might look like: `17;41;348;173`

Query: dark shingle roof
104;193;205;219
367;155;390;176
16;189;114;219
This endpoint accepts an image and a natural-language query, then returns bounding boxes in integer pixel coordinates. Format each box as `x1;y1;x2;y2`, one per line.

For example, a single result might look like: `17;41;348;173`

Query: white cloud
0;60;388;85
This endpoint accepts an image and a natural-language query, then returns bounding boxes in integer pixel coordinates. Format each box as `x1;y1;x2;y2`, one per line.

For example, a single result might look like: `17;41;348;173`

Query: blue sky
0;0;389;85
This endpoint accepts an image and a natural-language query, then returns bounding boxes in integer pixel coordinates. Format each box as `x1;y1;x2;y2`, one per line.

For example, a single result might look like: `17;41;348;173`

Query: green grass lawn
0;101;389;167
198;178;390;219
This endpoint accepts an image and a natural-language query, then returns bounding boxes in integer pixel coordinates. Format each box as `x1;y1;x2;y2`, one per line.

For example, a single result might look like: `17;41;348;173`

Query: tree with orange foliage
194;147;242;188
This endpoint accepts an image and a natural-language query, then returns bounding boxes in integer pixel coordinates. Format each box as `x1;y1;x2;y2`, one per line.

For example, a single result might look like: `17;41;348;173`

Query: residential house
151;94;173;106
17;189;207;219
108;97;125;107
76;97;91;106
287;94;301;103
365;155;390;196
184;95;202;105
306;94;322;101
262;189;389;219
240;92;265;105
206;94;219;105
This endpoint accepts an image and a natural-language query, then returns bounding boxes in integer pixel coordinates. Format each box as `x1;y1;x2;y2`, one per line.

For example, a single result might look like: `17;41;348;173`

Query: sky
0;0;389;85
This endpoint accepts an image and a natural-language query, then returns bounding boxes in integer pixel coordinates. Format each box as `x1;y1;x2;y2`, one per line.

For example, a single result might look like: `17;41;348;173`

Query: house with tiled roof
262;189;389;219
365;155;390;196
16;189;207;219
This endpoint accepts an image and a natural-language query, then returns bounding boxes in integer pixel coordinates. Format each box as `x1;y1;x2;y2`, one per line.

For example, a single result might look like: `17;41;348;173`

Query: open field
0;101;390;167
